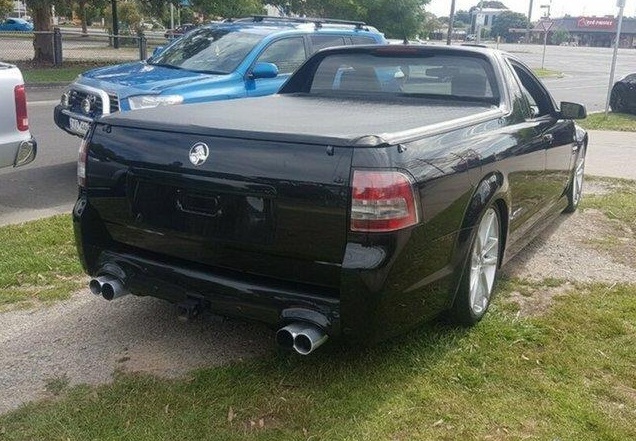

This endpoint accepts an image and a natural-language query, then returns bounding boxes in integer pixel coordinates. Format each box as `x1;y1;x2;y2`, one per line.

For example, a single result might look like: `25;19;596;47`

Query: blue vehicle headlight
128;95;184;110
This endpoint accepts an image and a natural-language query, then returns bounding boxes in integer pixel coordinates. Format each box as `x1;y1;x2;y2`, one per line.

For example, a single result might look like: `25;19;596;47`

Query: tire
564;144;586;213
450;205;502;326
610;85;626;113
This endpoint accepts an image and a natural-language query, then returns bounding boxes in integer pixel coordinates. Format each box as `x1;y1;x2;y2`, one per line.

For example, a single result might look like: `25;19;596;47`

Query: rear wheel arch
447;173;510;310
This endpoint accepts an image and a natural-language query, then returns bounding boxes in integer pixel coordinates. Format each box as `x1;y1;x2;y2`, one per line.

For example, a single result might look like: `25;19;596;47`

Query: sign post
605;0;626;116
539;20;553;69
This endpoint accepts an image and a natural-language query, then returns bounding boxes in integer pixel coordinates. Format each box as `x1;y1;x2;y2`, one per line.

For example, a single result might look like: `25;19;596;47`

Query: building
530;16;636;48
470;7;509;34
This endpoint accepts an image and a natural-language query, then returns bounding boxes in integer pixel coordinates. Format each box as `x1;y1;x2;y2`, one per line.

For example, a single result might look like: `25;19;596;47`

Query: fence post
138;30;147;60
53;27;63;66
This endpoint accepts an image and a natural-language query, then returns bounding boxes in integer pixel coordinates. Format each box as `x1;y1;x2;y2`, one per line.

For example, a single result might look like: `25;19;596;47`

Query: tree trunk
80;0;88;35
32;5;54;64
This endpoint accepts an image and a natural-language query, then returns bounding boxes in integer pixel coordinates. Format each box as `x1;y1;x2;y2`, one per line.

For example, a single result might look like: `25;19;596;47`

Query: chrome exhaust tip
88;275;118;296
101;278;128;301
276;323;306;350
276;322;328;355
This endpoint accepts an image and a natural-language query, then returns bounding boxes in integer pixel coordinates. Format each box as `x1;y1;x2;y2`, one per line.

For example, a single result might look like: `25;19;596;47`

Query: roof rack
233;15;368;30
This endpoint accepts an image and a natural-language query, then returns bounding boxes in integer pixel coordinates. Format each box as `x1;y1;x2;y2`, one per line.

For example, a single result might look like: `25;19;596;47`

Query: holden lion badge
189;142;209;166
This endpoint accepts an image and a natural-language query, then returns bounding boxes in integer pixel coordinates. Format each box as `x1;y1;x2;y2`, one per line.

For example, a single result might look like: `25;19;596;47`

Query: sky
426;0;636;19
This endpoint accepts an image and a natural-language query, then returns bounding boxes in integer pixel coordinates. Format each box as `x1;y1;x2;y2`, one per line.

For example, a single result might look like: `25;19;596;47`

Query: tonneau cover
101;94;503;147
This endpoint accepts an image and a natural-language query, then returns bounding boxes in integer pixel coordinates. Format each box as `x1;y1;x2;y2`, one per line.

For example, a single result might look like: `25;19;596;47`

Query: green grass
533;68;564;78
16;61;113;84
582;179;636;230
0;282;635;440
0;215;84;310
579;112;636;132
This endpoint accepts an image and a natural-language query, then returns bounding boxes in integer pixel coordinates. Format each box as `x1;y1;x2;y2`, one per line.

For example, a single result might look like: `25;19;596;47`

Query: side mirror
250;62;278;80
560;102;587;120
152;46;164;57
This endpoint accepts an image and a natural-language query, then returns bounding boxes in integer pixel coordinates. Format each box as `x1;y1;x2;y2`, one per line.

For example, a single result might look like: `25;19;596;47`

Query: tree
551;29;570;45
454;9;470;26
0;0;13;18
365;0;429;39
30;0;59;63
490;10;527;42
75;0;107;34
190;0;265;18
268;0;430;40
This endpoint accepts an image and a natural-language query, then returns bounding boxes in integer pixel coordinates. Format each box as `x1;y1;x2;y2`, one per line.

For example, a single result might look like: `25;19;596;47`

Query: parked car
610;74;636;114
54;16;386;138
0;62;36;169
163;23;197;39
74;44;587;354
0;17;33;32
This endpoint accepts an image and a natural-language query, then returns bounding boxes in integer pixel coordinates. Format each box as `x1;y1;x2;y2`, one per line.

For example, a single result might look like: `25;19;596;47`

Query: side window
310;35;346;53
350;36;378;45
256;37;307;75
510;61;553;118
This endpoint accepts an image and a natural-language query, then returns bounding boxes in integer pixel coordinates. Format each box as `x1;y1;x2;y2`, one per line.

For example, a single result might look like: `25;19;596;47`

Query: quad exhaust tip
276;322;328;355
89;274;129;301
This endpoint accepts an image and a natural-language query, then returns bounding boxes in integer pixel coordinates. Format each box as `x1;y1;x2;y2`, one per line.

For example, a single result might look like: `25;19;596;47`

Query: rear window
309;52;500;104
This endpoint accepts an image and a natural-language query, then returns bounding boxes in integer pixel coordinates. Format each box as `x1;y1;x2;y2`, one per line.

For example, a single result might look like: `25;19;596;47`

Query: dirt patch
501;210;636;284
501;183;636;317
503;283;575;318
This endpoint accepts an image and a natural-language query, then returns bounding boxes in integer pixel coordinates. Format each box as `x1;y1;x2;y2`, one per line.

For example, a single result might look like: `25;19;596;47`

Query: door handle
542;134;554;144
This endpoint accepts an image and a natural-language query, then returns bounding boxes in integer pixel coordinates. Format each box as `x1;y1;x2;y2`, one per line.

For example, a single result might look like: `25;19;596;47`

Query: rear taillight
14;84;28;131
350;170;419;232
78;138;88;187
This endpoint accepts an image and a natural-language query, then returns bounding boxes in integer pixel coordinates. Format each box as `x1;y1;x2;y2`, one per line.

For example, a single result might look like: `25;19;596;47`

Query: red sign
577;17;616;29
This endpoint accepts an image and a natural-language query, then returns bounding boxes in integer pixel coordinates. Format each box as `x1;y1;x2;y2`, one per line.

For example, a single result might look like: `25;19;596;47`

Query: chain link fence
0;28;166;64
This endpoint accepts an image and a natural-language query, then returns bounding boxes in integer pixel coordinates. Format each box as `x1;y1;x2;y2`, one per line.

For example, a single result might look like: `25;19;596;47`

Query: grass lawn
533;68;564;78
0;215;84;311
0;184;634;440
0;282;635;440
17;62;113;84
579;112;636;132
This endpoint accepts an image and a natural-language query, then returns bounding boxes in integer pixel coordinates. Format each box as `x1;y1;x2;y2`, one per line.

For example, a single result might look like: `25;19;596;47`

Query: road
1;44;636;226
498;43;636;112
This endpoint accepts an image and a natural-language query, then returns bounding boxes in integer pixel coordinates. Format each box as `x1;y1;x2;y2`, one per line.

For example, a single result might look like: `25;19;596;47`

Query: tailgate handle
176;192;222;218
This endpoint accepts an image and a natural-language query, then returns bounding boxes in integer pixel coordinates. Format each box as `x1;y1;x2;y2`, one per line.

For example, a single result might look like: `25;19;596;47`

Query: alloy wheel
469;207;500;316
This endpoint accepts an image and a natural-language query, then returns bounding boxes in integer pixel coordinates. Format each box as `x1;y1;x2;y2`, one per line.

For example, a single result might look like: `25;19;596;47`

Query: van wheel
564;144;586;213
451;206;501;325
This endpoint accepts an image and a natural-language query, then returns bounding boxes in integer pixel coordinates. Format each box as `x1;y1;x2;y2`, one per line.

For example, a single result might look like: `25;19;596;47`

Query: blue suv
54;16;386;137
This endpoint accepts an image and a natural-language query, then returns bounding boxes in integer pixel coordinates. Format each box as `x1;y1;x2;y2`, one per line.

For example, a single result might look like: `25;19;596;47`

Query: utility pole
606;0;626;116
447;0;457;45
526;0;534;44
111;0;119;49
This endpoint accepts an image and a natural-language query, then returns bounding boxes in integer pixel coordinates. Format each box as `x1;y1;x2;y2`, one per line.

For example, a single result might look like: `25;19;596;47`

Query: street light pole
447;0;457;45
605;0;626;116
475;0;484;44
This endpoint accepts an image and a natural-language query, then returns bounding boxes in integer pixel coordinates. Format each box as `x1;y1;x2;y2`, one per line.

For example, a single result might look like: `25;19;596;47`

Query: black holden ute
74;44;588;354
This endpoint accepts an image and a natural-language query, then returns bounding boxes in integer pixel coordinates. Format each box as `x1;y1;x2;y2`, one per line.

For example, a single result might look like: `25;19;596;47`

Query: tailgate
86;124;353;289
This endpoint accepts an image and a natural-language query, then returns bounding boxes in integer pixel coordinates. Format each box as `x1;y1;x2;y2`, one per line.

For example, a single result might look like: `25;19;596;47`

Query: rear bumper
74;194;460;342
0;135;36;169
